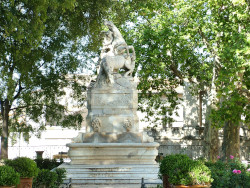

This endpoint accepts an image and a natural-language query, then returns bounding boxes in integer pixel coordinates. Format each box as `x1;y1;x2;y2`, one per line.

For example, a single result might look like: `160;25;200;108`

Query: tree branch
169;63;184;80
37;61;47;70
0;100;4;117
164;50;185;83
10;103;61;111
13;79;23;101
198;28;222;70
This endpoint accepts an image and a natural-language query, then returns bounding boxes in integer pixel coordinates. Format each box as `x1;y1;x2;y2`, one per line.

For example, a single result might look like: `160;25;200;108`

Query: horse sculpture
100;46;135;84
97;21;136;84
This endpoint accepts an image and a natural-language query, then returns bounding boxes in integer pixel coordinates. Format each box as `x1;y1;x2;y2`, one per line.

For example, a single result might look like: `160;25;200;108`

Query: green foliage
54;168;67;186
189;160;213;185
33;168;66;188
159;154;191;177
34;158;63;170
33;169;58;188
117;0;250;162
33;158;66;188
206;157;250;188
5;157;38;178
159;154;213;185
0;0;137;158
123;0;249;129
0;165;20;186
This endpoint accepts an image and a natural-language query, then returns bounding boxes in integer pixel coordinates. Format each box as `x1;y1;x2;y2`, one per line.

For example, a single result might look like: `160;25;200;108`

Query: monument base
58;143;161;188
59;163;160;188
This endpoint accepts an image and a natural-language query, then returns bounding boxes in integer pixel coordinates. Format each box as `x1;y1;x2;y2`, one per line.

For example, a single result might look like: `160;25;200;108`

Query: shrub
206;156;250;188
33;168;66;188
34;158;63;170
159;154;190;176
189;160;213;185
5;157;39;178
53;168;66;186
33;169;58;188
0;165;20;186
159;154;213;186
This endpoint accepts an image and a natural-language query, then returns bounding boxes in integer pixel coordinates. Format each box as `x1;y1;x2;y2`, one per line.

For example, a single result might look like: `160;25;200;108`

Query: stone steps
71;184;146;188
58;163;160;187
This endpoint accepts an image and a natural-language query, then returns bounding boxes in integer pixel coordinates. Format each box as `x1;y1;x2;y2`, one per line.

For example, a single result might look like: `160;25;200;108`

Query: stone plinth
59;142;160;187
86;76;139;133
59;163;160;188
67;142;159;165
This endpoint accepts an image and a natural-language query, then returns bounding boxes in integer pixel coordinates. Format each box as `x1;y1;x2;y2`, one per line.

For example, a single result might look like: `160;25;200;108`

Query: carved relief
123;119;132;132
72;133;83;143
93;94;132;107
91;118;102;132
142;132;154;143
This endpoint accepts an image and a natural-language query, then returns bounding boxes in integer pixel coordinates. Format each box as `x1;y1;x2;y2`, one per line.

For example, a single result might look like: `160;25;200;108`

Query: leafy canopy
123;0;249;128
0;0;135;139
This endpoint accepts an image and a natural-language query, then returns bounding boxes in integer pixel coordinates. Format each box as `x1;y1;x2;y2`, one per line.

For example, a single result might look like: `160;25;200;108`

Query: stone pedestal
59;164;159;188
58;21;161;187
58;77;161;187
59;143;159;187
67;143;159;165
86;76;139;133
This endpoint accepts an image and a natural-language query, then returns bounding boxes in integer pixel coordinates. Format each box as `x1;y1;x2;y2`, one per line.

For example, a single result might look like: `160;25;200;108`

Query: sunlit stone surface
58;21;160;188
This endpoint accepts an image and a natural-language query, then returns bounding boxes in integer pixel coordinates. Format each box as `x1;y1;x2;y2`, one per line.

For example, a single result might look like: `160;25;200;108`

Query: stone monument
59;20;160;188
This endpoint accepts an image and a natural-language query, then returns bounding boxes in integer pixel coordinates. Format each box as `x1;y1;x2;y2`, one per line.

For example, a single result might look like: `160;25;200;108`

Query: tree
0;0;131;159
123;0;249;160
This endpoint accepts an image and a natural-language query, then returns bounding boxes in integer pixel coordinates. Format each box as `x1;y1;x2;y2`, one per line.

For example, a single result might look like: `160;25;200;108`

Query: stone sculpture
91;117;101;132
71;20;154;144
62;21;160;187
123;118;132;132
96;20;136;85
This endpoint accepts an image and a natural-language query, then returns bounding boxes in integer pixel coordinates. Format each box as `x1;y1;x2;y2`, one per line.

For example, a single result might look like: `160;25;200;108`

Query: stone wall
146;121;249;161
141;81;249;161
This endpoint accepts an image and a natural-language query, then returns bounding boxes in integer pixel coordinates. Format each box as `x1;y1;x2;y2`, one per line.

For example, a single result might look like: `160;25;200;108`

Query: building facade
5;78;249;161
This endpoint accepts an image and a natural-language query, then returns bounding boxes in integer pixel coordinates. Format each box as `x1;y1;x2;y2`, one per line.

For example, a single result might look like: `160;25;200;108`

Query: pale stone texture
86;76;139;133
67;143;159;165
58;21;160;187
60;163;159;188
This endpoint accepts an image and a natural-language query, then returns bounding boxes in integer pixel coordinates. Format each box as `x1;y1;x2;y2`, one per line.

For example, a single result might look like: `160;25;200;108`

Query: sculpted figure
91;118;102;132
123;119;132;132
96;20;136;85
100;29;114;59
104;20;129;56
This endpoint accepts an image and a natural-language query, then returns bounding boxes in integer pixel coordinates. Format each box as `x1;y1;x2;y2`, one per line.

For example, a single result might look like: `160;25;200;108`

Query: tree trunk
209;127;219;161
222;121;240;160
221;66;244;161
203;64;219;161
203;117;219;162
162;175;171;188
199;91;202;127
0;99;10;159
